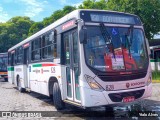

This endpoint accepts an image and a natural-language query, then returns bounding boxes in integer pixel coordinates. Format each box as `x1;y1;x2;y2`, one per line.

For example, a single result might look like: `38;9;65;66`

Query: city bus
8;9;152;110
0;53;8;81
150;46;160;71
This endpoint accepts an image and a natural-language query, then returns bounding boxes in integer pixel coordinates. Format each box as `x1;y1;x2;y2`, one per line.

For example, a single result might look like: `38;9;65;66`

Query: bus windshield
84;26;148;72
0;55;8;71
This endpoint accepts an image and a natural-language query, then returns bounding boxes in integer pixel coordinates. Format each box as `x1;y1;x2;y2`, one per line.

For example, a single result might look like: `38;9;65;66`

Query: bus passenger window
41;31;57;59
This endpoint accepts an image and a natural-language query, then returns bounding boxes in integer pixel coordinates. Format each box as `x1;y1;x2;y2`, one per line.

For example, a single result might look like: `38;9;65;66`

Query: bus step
63;99;81;107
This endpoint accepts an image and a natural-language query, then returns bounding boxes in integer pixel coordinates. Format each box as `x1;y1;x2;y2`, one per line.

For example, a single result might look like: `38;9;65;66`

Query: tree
43;6;76;27
79;0;108;9
28;22;44;36
107;0;160;40
0;16;34;52
7;16;34;40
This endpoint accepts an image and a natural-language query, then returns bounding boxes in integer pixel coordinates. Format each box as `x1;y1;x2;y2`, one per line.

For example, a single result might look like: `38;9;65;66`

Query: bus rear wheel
52;82;65;110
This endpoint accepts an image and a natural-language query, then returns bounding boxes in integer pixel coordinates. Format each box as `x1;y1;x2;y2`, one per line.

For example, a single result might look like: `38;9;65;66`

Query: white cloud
0;5;10;23
59;0;83;7
59;0;67;5
19;0;47;18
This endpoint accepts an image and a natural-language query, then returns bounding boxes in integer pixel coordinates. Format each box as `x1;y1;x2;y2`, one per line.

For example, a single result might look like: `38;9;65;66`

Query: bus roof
8;9;138;52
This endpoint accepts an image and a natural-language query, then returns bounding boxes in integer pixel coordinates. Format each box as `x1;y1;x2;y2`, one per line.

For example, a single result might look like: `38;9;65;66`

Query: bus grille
108;89;145;102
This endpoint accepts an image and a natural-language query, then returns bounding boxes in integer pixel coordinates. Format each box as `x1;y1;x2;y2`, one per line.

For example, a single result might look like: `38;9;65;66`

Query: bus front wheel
52;82;65;110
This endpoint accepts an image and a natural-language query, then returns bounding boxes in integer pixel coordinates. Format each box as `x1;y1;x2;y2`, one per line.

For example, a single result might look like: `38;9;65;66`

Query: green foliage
152;70;160;80
42;6;76;27
0;16;33;52
79;0;108;9
107;0;160;40
28;22;44;36
30;6;76;35
0;1;160;53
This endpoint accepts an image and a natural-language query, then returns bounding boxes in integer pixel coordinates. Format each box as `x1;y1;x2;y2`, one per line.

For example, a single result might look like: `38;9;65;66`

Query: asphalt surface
0;79;160;120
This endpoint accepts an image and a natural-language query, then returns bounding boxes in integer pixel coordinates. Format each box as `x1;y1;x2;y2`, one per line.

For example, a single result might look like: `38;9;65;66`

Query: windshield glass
0;56;8;71
84;26;148;72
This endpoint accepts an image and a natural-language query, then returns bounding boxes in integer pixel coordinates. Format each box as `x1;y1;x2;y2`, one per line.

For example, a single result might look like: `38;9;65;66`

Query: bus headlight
84;75;104;91
146;77;152;86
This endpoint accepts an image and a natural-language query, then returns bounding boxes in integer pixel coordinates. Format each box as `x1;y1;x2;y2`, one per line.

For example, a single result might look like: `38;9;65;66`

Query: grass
152;70;160;83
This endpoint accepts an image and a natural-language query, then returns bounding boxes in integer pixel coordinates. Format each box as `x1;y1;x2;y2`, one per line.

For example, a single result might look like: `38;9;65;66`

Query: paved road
0;79;160;119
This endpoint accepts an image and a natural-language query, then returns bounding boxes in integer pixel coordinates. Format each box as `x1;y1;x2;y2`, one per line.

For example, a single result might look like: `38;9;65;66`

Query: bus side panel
23;65;28;88
8;66;14;84
29;62;62;96
29;63;40;93
61;65;67;100
14;65;25;88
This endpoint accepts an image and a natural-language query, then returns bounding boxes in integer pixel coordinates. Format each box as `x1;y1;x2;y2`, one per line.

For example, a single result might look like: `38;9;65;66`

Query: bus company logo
36;69;40;74
126;83;130;88
33;69;40;74
126;82;145;88
131;82;145;86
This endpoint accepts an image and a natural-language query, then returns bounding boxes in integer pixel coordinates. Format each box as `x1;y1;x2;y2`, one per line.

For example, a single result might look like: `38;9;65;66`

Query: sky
0;0;83;23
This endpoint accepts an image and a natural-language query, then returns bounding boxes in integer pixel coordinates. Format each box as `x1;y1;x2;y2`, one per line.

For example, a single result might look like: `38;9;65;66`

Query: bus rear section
0;53;8;81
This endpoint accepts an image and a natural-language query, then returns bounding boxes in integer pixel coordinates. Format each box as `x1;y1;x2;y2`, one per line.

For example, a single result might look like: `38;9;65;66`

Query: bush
152;70;160;80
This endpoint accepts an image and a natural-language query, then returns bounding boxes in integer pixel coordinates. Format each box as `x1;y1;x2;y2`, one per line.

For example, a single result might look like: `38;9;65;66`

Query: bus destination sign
90;14;135;24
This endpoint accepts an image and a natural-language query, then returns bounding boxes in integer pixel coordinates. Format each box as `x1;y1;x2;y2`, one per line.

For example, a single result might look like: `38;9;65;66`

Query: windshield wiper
126;25;134;59
99;23;116;60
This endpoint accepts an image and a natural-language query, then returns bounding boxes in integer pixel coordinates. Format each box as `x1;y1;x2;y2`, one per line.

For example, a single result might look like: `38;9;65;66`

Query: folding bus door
62;29;81;102
23;47;29;88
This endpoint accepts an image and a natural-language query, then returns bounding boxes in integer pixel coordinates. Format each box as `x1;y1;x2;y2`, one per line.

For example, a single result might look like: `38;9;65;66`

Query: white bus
150;46;160;71
8;9;152;110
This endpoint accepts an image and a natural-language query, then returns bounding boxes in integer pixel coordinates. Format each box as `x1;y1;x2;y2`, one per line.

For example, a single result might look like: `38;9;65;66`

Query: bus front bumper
81;83;152;107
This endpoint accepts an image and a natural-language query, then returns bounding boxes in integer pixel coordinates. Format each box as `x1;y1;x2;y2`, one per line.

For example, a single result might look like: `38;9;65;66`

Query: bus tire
53;82;65;110
17;76;25;93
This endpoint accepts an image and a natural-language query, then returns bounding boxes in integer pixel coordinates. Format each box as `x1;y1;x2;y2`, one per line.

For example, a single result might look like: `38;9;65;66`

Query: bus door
24;47;29;88
11;53;15;84
63;29;81;102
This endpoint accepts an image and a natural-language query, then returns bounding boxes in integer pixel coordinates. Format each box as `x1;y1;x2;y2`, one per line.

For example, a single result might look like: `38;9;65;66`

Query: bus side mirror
79;26;87;44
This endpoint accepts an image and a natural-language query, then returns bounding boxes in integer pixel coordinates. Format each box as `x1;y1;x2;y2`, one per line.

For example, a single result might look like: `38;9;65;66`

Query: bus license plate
123;96;135;103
